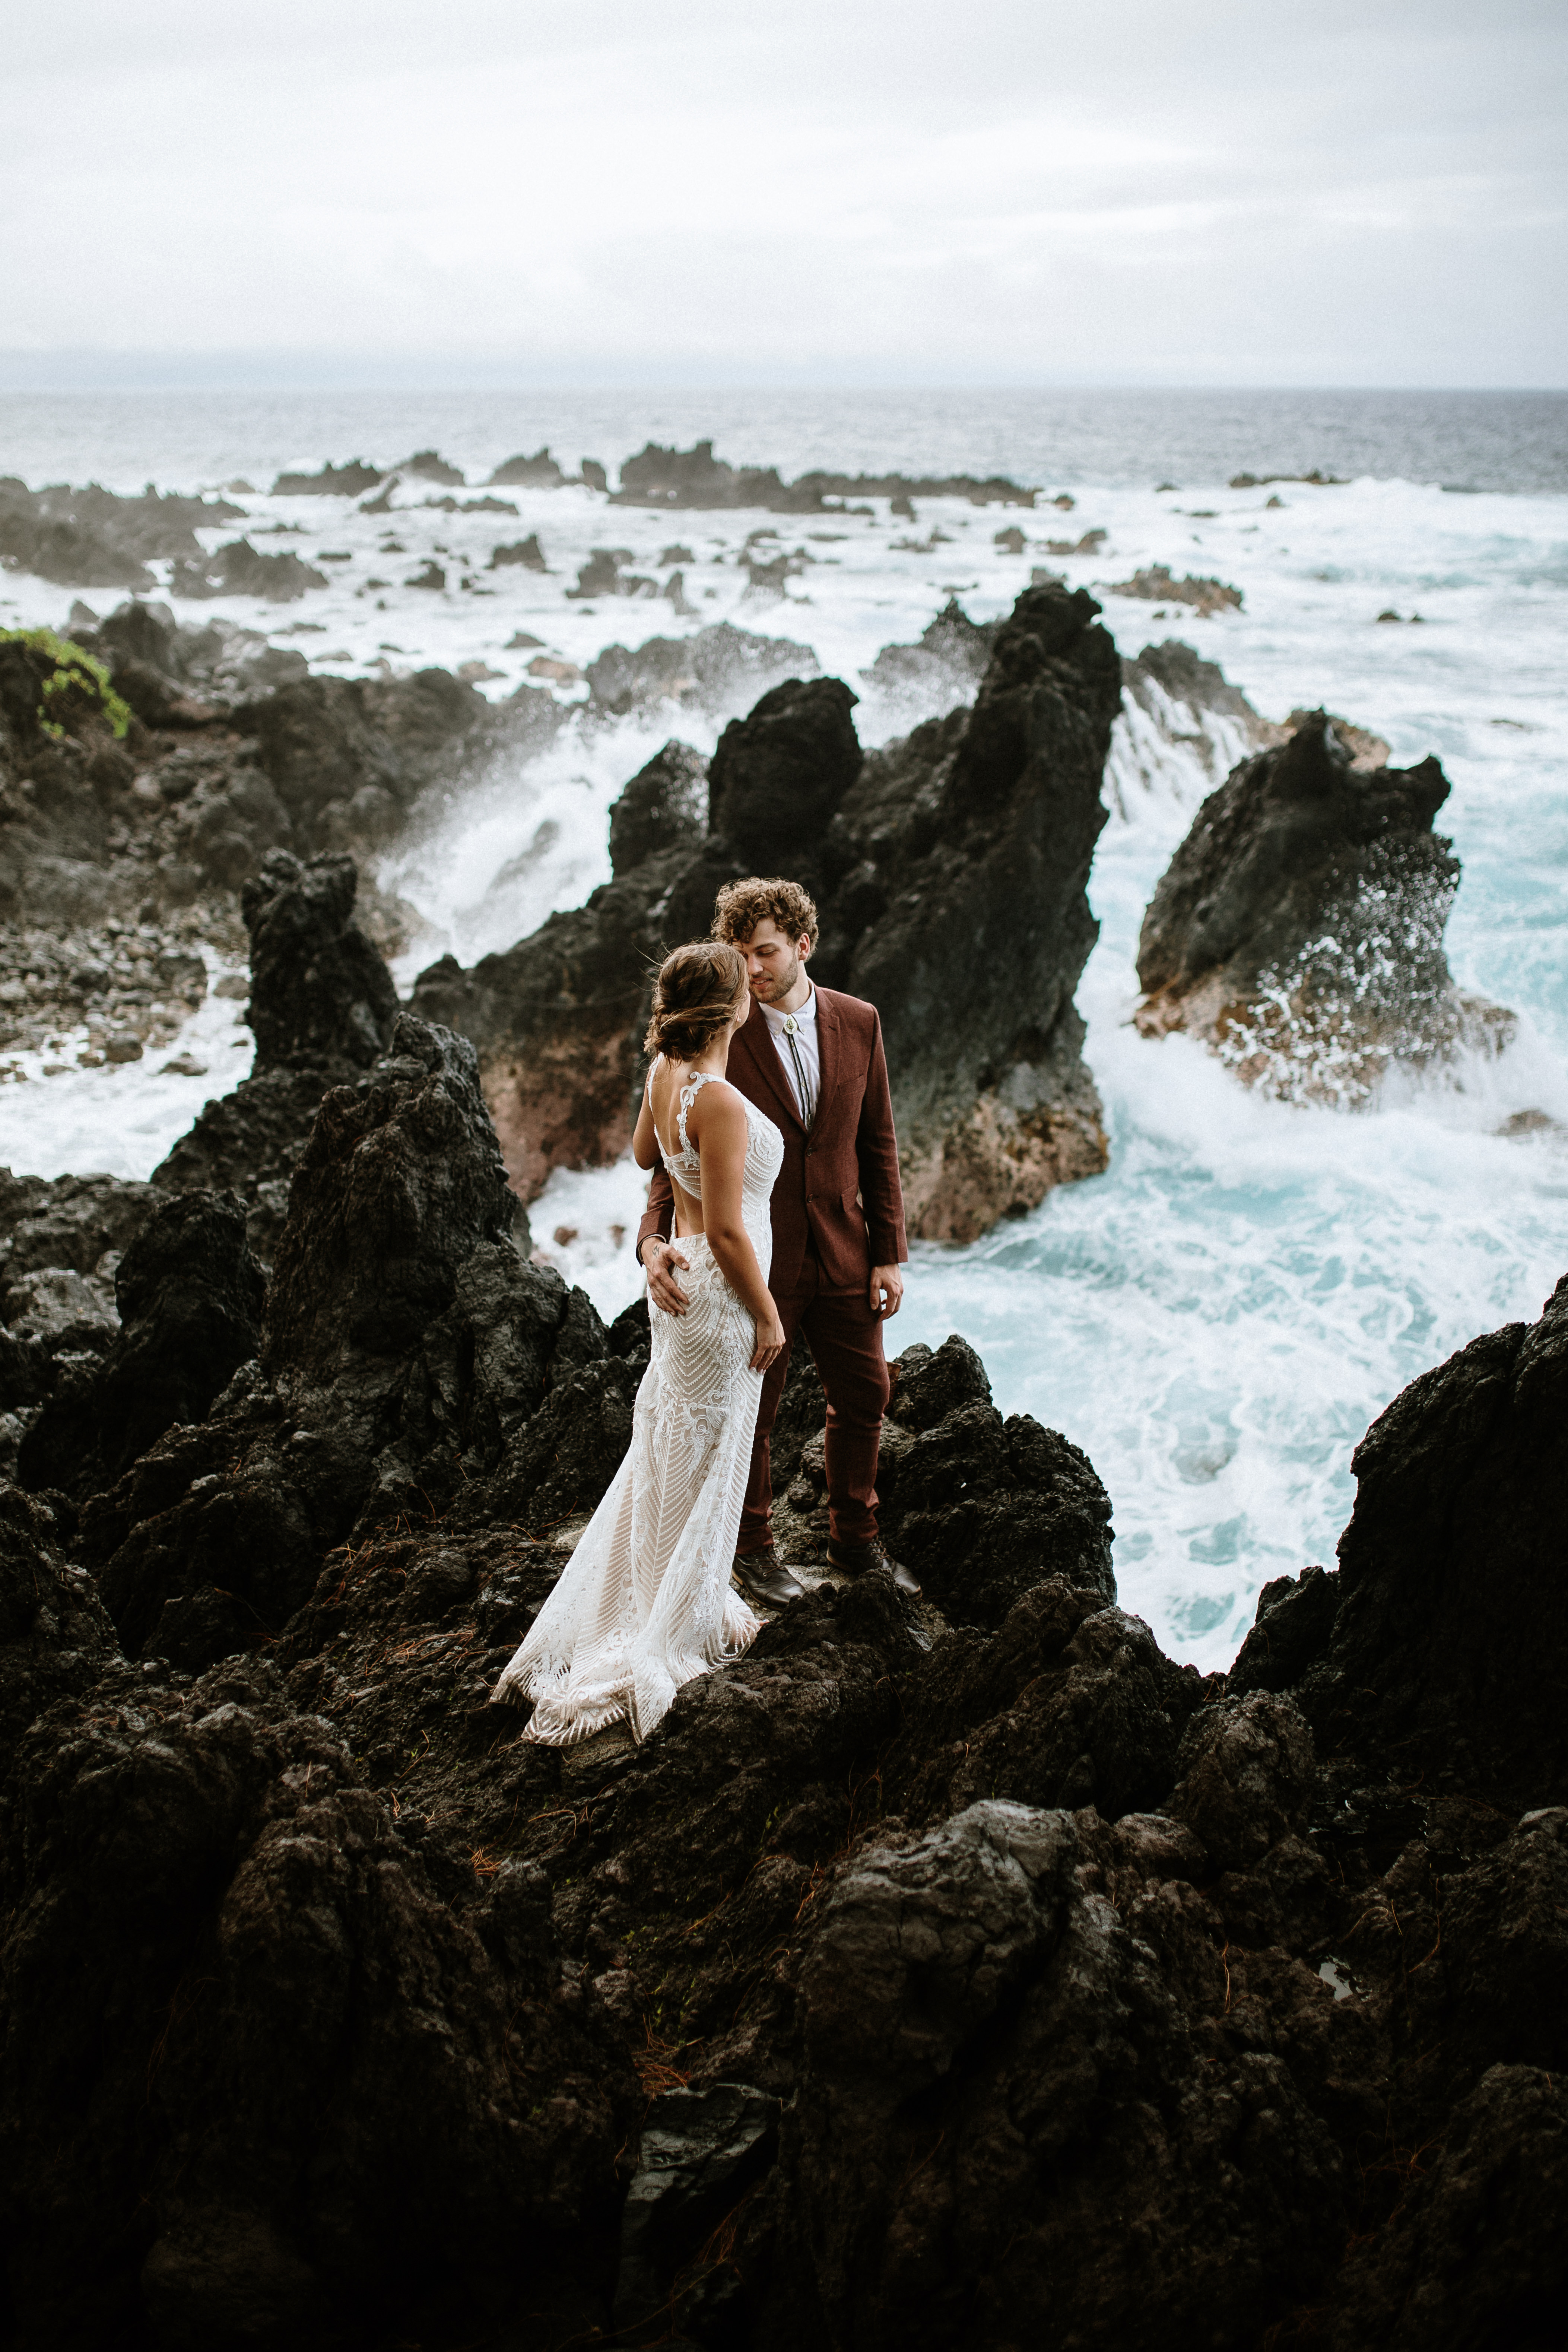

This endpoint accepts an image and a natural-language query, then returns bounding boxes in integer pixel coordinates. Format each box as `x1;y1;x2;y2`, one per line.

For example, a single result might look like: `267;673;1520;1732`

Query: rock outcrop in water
0;477;245;590
607;438;1038;512
0;601;561;1089
1110;563;1243;617
0;993;1562;2349
1;599;557;933
857;596;1002;712
584;618;820;718
1135;712;1513;1102
413;579;1119;1242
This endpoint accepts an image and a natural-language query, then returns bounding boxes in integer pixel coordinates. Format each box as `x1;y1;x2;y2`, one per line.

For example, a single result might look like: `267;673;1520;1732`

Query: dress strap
676;1071;717;1157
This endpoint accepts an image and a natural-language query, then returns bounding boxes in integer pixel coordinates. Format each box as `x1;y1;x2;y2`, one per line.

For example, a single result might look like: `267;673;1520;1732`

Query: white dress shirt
760;986;819;1125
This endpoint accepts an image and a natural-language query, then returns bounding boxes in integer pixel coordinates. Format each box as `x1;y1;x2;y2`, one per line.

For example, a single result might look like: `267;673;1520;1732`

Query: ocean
1;386;1564;1670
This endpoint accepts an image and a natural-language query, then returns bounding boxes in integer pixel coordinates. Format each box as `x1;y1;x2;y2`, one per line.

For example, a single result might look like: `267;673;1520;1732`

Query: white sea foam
0;966;253;1182
1;393;1563;1670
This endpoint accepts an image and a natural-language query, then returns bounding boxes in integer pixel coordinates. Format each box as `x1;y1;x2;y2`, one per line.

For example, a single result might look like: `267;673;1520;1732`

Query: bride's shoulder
686;1073;749;1129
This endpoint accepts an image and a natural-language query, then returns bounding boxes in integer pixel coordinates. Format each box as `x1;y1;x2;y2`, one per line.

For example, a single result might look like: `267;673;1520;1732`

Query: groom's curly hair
711;876;819;951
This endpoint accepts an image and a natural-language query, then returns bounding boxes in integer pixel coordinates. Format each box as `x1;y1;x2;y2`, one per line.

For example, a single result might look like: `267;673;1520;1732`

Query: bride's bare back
640;1054;751;1241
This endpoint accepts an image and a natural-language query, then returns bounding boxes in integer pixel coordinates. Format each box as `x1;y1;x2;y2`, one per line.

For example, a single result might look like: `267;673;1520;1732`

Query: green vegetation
0;627;132;742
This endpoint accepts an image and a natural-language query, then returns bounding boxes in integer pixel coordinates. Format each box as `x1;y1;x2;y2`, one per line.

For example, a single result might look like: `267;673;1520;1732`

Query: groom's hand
869;1264;904;1320
641;1237;691;1315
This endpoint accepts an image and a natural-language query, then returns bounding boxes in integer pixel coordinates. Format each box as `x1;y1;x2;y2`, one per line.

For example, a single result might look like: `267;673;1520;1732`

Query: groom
637;876;918;1606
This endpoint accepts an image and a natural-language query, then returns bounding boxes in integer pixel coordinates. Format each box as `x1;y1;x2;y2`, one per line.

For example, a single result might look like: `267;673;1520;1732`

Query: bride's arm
632;1060;660;1169
691;1089;785;1372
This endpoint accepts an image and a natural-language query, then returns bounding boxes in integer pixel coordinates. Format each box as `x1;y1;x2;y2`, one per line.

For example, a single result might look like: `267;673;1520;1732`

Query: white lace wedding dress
493;1070;784;1744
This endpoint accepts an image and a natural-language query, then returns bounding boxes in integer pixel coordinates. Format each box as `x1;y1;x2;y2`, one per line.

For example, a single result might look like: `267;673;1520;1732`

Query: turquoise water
1;390;1563;1667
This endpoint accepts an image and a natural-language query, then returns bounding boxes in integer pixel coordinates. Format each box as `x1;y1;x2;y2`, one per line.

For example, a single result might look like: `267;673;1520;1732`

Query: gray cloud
2;0;1563;384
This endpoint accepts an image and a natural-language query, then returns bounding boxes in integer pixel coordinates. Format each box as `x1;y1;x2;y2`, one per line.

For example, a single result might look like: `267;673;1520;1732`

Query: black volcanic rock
585;619;820;718
885;1573;1203;1823
400;448;465;485
240;848;399;1068
0;1168;161;1294
781;1334;1115;1626
261;1016;517;1386
606;439;1037;513
828;582;1118;1236
0;477;244;591
82;1020;577;1663
0;1172;165;1460
0;1651;635;2351
706;676;863;884
232;666;506;848
409;804;742;1198
18;1190;264;1501
607;739;707;877
271;457;386;495
412;580;1117;1240
858;596;1001;708
0;1486;118;1773
769;1796;1342;2349
1;1223;1567;2345
152;851;401;1257
1328;2061;1568;2352
1;603;552;940
1279;1273;1568;1812
1136;713;1512;1101
488;447;568;488
169;537;329;602
488;533;547;571
610;439;793;510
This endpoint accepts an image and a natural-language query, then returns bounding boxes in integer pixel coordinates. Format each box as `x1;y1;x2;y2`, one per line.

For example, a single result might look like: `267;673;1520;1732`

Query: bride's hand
750;1305;786;1374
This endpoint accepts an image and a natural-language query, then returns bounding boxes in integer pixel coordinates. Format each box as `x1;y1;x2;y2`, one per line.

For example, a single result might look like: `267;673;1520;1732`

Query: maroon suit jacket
636;985;908;1295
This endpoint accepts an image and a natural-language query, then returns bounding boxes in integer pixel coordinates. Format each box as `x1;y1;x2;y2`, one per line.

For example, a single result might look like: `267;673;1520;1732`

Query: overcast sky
3;0;1564;387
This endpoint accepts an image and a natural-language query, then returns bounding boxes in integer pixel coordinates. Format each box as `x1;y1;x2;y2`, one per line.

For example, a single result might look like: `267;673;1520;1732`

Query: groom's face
741;918;810;1003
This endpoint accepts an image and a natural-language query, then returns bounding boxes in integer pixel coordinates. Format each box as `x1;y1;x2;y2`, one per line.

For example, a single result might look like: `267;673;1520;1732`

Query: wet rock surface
0;1170;163;1466
0;477;244;590
0;968;1562;2345
1279;1272;1568;1812
19;1188;264;1501
151;849;404;1261
584;618;820;719
0;602;556;1071
607;438;1037;512
1135;711;1513;1101
829;581;1118;1236
413;580;1118;1241
858;595;1002;709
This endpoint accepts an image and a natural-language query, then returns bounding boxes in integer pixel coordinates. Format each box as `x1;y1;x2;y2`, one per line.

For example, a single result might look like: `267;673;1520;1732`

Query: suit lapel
813;987;841;1141
732;1008;804;1135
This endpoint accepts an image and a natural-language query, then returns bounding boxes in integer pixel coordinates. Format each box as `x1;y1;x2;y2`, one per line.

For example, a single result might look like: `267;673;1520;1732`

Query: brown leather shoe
732;1545;805;1607
826;1535;920;1597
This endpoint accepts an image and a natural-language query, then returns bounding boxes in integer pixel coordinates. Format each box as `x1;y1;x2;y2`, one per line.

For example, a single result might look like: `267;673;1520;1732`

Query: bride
491;940;787;1744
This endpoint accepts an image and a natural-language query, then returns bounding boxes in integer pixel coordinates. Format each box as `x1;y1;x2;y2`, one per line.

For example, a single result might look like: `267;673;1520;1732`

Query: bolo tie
781;1013;816;1128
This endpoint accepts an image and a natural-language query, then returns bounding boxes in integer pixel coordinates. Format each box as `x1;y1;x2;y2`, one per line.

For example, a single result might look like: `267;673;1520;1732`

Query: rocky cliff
0;602;559;1077
150;848;406;1260
413;579;1120;1243
1135;713;1512;1102
0;1007;1561;2348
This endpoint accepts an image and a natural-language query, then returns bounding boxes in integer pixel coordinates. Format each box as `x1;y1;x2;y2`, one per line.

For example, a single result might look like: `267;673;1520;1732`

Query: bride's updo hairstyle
644;940;748;1060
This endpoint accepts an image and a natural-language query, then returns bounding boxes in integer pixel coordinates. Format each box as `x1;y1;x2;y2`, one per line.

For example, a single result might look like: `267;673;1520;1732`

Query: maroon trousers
739;1242;891;1555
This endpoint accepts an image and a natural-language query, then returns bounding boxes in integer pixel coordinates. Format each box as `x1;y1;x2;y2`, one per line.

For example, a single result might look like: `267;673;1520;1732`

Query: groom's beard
750;955;799;1003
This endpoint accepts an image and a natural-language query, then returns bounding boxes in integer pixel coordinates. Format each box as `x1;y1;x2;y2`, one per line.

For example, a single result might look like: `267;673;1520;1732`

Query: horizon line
0;357;1564;399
